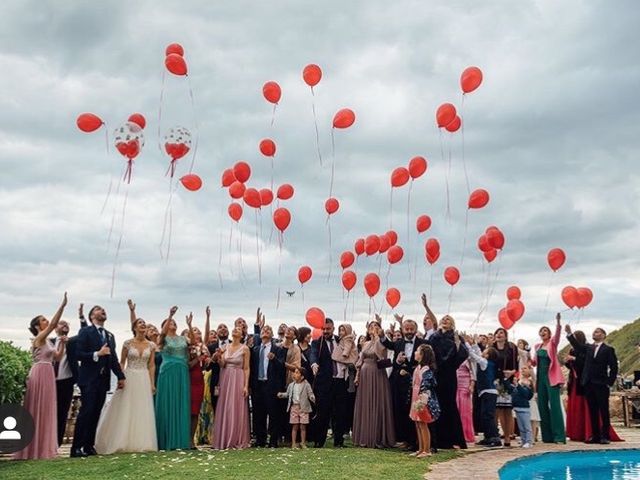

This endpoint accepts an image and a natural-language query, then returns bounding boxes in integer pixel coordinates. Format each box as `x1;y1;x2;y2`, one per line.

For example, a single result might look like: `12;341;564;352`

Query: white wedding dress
95;340;158;454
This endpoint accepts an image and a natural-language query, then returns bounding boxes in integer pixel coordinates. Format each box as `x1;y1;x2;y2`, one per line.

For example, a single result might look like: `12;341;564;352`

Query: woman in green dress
155;306;194;450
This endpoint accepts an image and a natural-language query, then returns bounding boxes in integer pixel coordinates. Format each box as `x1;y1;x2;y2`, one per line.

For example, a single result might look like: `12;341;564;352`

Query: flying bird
286;291;296;297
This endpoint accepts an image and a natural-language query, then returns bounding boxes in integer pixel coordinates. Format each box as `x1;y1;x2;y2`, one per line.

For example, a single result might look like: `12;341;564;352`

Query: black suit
309;335;348;447
206;339;229;411
250;338;286;447
72;324;125;452
381;335;427;448
567;334;618;441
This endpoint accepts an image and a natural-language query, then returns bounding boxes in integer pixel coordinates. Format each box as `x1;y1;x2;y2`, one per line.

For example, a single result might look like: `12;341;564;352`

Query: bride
95;299;158;454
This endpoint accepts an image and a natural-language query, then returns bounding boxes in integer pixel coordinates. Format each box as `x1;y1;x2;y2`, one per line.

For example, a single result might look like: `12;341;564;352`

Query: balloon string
330;129;335;197
166;203;173;262
106;163;127;251
270;157;274;193
218;226;225;290
543;270;554;319
255;209;262;285
447;134;453;221
239;225;246;286
301;285;305;317
326;216;333;282
371;297;378;317
429;266;433;305
123;159;134;184
158;70;166;155
187;76;199;174
270;104;277;128
460;208;469;266
406;181;413;279
440;130;451;222
389;188;393;229
385;263;391;291
159;178;177;260
100;127;113;215
276;233;282;309
311;90;323;167
460;94;471;196
110;183;130;298
343;290;349;322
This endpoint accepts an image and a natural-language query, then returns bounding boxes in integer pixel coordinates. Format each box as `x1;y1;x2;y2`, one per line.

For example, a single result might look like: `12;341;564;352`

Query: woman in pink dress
15;293;68;460
456;359;476;443
212;326;250;449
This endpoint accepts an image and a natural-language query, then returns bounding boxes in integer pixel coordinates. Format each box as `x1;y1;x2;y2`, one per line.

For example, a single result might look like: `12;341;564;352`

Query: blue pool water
499;449;640;480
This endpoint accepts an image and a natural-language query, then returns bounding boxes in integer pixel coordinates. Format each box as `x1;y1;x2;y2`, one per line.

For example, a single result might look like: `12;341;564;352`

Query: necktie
328;340;338;377
259;344;267;380
98;327;106;342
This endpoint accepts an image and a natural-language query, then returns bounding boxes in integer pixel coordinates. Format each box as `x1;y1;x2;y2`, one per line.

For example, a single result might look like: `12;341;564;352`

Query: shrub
0;340;32;404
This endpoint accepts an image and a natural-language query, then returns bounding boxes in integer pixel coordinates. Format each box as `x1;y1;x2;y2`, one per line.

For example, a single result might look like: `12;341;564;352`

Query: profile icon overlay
0;404;35;454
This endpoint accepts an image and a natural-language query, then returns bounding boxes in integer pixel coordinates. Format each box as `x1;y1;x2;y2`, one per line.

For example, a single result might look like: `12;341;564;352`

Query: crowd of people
13;291;623;461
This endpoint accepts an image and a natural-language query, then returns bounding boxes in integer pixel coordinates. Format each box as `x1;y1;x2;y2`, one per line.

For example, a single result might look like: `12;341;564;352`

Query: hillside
559;317;640;375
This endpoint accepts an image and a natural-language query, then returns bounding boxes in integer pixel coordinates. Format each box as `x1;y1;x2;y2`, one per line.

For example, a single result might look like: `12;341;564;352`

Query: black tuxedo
381;335;427;448
250;338;286;447
206;339;228;411
309;335;348;447
71;323;125;453
567;334;618;441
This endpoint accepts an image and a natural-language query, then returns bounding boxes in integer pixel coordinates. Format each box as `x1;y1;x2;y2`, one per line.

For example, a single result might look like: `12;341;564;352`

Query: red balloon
386;288;401;308
486;227;505;250
306;307;325;329
408;156;428;179
325;197;340;215
426;250;440;265
263;81;281;104
273;207;291;232
233;161;251;183
461;66;483;94
387;245;404;264
576;287;593;308
128;113;146;129
259;188;274;206
277;183;294;200
354;238;365;256
298;266;313;285
365;235;380;256
165;142;189;161
221;169;235;187
76;113;103;133
425;238;440;258
445;116;461;133
506;299;525;322
332;108;356;129
468;189;490;209
561;286;579;309
484;249;498;263
340;251;355;269
378;235;390;254
228;202;243;222
364;272;381;297
165;43;184;57
506;286;521;301
180;174;202;191
499;308;514;330
386;230;398;246
303;64;322;87
342;270;357;291
436;103;457;128
416;215;432;233
444;266;460;286
477;234;492;252
391;167;410;187
311;328;323;340
243;188;261;209
547;248;566;272
165;53;188;76
259;138;276;157
228;181;246;199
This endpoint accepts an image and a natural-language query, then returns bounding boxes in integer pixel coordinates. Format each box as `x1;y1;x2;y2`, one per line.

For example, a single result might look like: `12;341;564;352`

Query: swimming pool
499;449;640;480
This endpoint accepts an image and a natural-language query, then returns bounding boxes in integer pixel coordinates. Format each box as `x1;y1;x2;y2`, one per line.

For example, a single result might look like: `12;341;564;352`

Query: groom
70;305;125;457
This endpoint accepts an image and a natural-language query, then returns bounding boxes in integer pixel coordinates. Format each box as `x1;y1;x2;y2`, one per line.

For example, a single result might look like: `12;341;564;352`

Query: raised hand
169;306;178;318
61;292;68;308
97;343;111;357
256;307;262;325
127;299;136;312
206;306;211;318
186;312;193;328
564;324;572;334
374;313;382;323
393;313;404;324
78;302;84;318
421;293;428;310
556;312;561;324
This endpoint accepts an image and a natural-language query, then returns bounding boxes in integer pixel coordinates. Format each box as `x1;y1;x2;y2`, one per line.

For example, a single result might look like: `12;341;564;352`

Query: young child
333;324;358;365
465;336;502;448
504;372;534;448
520;364;540;443
409;344;440;458
277;366;315;448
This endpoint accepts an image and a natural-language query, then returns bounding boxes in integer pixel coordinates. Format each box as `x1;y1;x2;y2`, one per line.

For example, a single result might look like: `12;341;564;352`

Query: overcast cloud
1;0;639;350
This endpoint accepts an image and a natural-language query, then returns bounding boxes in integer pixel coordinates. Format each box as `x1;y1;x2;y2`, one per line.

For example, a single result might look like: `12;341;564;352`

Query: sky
1;0;639;350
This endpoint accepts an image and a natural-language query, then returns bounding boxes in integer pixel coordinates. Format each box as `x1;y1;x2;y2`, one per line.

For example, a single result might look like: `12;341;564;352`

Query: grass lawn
0;446;459;480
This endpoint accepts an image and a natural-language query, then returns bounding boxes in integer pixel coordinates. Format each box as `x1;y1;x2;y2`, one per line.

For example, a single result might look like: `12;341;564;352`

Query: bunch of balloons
498;286;525;330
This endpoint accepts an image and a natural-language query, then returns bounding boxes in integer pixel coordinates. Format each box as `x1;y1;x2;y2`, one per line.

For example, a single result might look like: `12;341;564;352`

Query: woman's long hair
417;344;437;371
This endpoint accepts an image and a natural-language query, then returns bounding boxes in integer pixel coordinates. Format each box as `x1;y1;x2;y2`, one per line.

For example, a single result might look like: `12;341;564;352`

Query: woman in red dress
564;330;621;442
